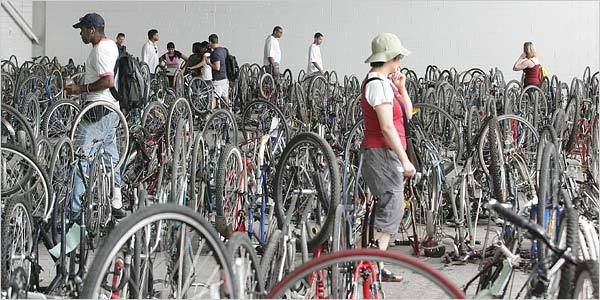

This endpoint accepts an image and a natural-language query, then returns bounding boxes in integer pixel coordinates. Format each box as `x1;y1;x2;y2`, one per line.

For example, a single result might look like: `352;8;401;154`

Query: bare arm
65;75;114;94
312;62;324;74
210;60;221;71
513;53;535;71
374;103;411;165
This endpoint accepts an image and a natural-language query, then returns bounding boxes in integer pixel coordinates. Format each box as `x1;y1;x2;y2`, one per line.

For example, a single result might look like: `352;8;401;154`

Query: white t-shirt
141;40;159;74
307;43;323;73
85;39;118;103
263;35;281;65
201;64;213;81
364;72;394;107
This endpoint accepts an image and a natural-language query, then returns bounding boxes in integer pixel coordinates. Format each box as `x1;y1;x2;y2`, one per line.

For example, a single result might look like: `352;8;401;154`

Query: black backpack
111;54;147;112
225;48;239;81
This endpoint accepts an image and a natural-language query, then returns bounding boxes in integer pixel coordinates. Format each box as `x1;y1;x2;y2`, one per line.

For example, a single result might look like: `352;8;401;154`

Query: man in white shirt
65;12;126;219
307;32;325;75
264;26;283;76
141;29;160;76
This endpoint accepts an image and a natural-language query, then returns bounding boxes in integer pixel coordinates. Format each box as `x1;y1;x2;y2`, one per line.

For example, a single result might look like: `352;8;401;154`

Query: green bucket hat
364;33;411;63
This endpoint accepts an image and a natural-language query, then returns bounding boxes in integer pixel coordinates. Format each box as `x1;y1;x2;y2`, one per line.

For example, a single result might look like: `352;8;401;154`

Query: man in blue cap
66;12;126;220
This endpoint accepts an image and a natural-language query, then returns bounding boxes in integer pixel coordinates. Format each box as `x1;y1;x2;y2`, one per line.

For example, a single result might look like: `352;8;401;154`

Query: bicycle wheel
259;72;275;100
260;229;283;290
80;204;236;299
1;143;51;219
1;103;37;154
189;134;207;215
48;136;74;243
536;142;579;299
477;114;538;178
226;232;265;298
241;99;289;148
188;77;214;114
487;116;507;203
0;195;33;291
215;144;244;237
141;100;168;139
273;132;340;251
70;101;129;168
42;99;80;138
166;97;193;154
267;248;465;299
573;260;599;299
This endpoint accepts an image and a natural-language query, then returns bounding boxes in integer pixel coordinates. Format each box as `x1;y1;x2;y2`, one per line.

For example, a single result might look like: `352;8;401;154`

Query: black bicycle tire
214;144;243;237
563;96;580;153
2;103;37;154
259;228;282;290
573;259;600;299
80;204;236;298
273;132;340;251
241;99;290;144
0;195;33;290
487;116;506;203
226;232;266;296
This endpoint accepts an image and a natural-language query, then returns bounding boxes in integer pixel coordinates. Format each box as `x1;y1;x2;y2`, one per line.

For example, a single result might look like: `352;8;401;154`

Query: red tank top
360;76;407;149
524;64;541;86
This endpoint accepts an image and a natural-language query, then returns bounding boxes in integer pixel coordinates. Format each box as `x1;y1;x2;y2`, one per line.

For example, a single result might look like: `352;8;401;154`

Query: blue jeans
71;112;121;215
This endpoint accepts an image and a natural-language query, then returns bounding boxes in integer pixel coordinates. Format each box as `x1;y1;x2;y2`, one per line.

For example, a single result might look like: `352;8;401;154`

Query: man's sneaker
112;207;127;219
380;268;403;282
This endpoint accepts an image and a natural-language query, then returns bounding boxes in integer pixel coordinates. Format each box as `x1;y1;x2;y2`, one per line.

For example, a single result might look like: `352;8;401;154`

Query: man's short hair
167;42;175;49
273;26;283;34
117;32;125;38
314;32;323;39
208;34;219;44
148;29;158;40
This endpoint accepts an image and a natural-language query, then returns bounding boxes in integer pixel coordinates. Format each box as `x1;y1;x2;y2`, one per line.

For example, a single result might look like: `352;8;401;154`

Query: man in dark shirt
116;32;127;56
208;33;229;104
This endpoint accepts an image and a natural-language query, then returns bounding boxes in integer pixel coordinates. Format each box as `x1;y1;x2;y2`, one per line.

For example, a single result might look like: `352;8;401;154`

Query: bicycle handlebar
488;200;577;264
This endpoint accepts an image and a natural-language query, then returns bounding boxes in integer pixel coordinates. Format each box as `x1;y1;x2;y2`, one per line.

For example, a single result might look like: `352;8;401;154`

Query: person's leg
71;120;99;220
99;112;125;217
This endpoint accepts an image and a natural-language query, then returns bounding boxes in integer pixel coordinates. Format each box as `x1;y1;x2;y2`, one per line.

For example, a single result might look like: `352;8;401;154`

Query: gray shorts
361;148;405;234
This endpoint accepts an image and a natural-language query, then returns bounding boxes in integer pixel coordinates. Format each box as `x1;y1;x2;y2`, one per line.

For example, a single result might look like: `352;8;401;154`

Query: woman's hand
402;159;416;178
391;71;406;91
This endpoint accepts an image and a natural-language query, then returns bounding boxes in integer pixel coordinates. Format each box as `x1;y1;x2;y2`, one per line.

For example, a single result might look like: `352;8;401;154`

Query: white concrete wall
1;0;34;63
43;0;599;81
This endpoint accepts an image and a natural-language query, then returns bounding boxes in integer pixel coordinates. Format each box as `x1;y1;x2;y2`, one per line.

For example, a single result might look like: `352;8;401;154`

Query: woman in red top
513;41;542;87
360;33;415;282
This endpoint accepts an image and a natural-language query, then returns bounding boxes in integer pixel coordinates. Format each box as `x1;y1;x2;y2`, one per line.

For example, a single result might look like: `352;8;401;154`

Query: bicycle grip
488;200;547;242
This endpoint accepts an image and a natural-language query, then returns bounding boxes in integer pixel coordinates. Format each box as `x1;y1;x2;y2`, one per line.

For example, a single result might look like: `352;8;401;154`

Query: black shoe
112;207;127;219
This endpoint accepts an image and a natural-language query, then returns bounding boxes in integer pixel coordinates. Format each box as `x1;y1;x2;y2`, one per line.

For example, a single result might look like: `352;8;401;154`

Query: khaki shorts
361;148;405;234
213;78;229;98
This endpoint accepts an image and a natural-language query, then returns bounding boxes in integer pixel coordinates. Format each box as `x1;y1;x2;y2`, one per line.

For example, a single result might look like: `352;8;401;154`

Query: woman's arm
374;103;416;177
513;53;535;71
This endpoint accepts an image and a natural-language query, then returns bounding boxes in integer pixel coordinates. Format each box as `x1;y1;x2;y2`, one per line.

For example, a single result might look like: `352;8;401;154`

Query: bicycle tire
1;103;37;154
189;134;206;215
42;99;80;138
80;204;236;299
563;96;580;153
226;232;266;297
1;143;51;219
70;100;129;168
476;114;538;177
214;144;244;238
573;259;600;299
267;248;465;298
487;116;507;203
0;195;33;290
260;228;282;290
273;132;340;251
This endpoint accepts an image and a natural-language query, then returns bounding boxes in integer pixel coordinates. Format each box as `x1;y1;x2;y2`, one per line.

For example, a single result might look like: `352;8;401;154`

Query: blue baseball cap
73;13;105;29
